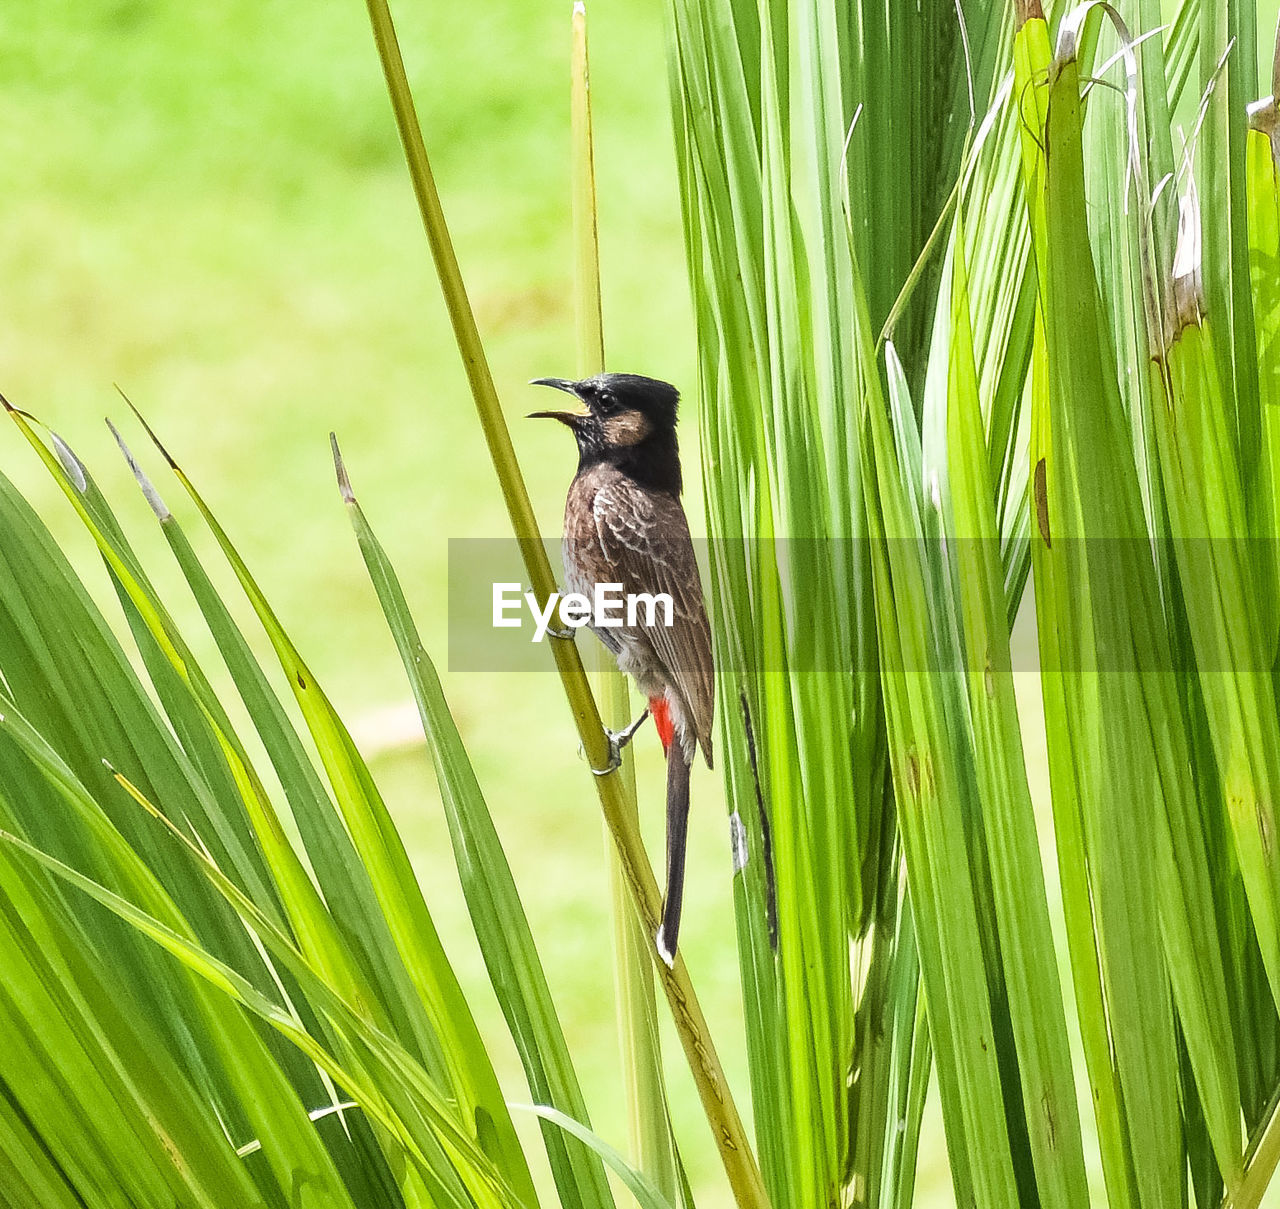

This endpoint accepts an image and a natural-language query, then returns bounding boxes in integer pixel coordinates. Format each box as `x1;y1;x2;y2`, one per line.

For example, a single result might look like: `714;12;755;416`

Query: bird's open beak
527;410;588;425
528;377;589;425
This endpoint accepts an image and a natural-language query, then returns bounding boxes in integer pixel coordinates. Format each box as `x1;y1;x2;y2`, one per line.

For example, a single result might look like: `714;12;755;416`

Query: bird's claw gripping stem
588;707;651;776
611;707;651;750
589;743;621;777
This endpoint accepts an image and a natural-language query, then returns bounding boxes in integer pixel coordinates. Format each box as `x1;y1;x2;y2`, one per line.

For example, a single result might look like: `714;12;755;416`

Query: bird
529;372;714;965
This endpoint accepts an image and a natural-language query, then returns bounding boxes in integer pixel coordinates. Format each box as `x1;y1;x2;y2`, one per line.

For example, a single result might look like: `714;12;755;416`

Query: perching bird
529;373;714;965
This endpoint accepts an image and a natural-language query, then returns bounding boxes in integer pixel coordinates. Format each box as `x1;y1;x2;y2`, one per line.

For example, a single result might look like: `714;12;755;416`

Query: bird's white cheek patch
602;411;652;446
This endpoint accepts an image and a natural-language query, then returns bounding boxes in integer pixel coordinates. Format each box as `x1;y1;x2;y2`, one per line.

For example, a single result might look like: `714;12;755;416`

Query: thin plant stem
571;4;683;1202
360;2;768;1203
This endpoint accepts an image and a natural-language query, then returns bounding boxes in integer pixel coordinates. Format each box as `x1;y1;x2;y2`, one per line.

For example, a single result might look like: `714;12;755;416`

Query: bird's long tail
656;731;691;968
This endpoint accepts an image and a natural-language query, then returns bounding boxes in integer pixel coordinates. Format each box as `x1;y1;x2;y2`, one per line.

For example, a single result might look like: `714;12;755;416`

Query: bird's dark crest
574;373;680;428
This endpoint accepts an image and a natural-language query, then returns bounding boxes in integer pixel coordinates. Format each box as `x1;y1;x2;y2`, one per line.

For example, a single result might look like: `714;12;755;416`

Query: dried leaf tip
50;433;88;494
1249;97;1280;168
107;418;171;520
1169;190;1204;339
114;385;179;470
1249;97;1278;133
331;433;356;504
1052;6;1088;64
0;395;40;424
572;0;586;16
1034;458;1051;548
1272;11;1280;112
1014;0;1044;27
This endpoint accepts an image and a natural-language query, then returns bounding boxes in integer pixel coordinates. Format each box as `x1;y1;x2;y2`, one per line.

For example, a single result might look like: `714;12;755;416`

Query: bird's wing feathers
591;479;715;764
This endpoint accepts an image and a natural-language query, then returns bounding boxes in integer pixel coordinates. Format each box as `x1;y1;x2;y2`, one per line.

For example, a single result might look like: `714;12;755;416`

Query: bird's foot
608;708;650;752
588;708;650;777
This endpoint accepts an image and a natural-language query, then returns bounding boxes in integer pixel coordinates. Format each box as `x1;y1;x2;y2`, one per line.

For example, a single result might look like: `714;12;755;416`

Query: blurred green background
0;3;772;1205
9;4;1277;1207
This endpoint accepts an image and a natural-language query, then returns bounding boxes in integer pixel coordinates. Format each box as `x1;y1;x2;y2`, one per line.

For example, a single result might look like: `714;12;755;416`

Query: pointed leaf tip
107;418;171;520
115;386;179;470
331;433;356;504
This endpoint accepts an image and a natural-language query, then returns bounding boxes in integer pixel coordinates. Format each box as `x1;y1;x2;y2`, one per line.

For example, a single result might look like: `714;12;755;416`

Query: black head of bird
528;373;682;495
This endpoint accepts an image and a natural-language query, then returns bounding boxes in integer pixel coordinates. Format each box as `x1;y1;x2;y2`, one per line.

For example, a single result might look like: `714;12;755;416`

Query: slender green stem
571;5;683;1202
572;2;606;377
361;3;768;1204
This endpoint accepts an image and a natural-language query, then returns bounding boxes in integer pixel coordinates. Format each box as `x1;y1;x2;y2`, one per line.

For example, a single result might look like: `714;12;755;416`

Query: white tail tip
655;926;675;968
